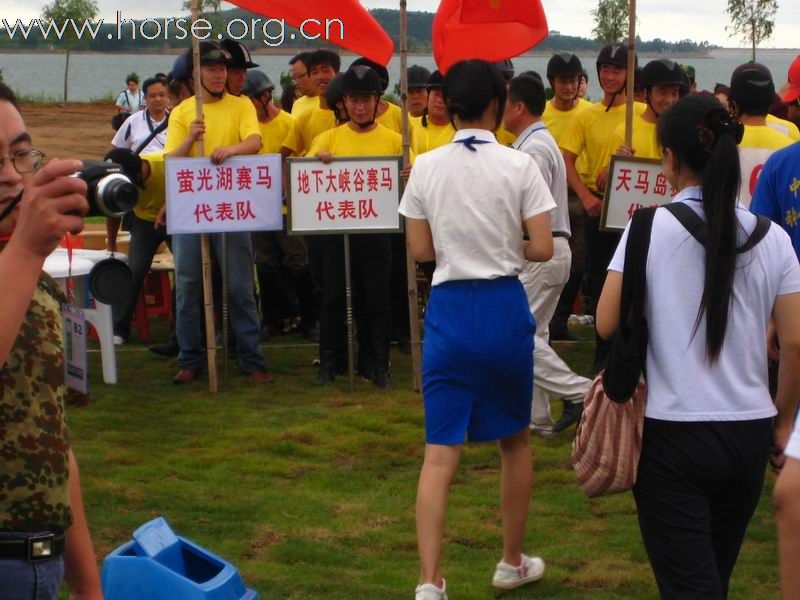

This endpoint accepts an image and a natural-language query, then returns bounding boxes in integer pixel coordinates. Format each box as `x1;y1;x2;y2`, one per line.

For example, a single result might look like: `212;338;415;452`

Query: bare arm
523;212;553;262
772;292;800;463
563;149;602;218
405;217;436;263
165;118;205;159
775;457;800;600
63;450;103;600
596;270;623;340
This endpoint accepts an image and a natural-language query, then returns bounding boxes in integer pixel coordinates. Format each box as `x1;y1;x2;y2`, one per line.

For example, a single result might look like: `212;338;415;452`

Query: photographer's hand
6;159;88;259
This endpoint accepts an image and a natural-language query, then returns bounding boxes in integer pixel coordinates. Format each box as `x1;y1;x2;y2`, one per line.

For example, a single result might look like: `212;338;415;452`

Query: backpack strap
663;202;770;254
620;206;658;325
134;113;169;155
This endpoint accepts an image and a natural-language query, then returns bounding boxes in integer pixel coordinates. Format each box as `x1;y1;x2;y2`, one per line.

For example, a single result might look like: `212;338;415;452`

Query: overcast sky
5;0;800;49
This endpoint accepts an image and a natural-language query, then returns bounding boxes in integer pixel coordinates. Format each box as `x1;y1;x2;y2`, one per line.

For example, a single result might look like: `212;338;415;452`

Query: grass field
66;322;782;599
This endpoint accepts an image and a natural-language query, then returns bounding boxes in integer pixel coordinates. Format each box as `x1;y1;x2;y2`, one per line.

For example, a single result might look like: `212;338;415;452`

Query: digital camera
75;161;138;218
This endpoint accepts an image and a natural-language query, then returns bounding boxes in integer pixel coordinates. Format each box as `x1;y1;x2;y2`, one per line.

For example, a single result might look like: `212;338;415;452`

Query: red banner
433;0;549;73
227;0;394;65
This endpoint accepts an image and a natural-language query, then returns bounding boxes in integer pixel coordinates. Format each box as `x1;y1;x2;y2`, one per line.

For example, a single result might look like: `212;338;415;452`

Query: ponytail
658;95;745;363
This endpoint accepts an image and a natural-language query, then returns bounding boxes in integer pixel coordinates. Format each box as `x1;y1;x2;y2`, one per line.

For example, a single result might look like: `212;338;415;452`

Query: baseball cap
782;55;800;104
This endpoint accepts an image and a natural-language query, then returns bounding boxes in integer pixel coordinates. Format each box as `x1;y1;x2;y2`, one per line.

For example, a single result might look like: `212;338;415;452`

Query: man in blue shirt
751;142;800;259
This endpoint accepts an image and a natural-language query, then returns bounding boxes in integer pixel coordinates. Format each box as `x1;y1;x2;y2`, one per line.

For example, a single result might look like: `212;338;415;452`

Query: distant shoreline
1;47;797;58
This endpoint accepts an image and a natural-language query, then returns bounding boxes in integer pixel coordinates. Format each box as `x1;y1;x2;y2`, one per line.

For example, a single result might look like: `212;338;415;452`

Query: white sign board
63;305;88;394
601;156;677;232
165;155;283;234
287;157;402;235
738;146;777;209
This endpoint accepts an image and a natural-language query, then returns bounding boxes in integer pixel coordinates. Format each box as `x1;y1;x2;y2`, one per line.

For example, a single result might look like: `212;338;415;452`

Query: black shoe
314;366;335;386
372;369;395;390
552;400;583;433
549;329;578;342
149;341;179;357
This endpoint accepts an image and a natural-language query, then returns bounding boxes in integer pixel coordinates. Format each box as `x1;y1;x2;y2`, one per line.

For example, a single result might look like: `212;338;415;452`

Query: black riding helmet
408;65;432;90
596;42;637;111
494;59;515;82
350;57;389;93
324;73;348;123
222;39;259;69
642;59;689;95
546;53;583;81
422;70;445;127
341;65;382;129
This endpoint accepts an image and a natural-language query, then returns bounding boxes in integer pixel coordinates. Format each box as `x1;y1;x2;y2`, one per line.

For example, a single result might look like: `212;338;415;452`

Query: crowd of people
1;38;800;599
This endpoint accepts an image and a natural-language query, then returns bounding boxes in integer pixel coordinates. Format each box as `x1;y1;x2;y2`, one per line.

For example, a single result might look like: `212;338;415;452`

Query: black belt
0;531;65;562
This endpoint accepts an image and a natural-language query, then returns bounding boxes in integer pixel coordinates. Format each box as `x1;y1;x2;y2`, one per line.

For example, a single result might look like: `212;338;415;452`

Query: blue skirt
422;276;535;445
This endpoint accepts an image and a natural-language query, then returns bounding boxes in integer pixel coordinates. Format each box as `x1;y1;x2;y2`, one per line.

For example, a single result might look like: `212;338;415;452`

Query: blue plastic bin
101;517;258;600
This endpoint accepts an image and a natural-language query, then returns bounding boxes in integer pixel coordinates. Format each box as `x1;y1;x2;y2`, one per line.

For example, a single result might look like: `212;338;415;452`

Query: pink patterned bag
570;374;647;498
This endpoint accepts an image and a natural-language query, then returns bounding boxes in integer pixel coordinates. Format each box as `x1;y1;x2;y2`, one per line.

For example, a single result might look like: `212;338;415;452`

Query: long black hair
442;60;506;130
657;94;745;363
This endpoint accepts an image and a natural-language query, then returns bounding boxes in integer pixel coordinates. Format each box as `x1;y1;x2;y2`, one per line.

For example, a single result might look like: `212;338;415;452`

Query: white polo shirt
513;121;570;236
399;128;556;287
609;186;800;421
111;110;168;155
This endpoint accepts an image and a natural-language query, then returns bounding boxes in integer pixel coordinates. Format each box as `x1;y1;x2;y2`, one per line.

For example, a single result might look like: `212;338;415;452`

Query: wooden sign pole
400;0;422;393
191;0;218;393
624;0;637;147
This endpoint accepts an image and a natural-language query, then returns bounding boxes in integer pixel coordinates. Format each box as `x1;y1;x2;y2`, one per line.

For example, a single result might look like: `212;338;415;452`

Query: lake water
1;49;798;102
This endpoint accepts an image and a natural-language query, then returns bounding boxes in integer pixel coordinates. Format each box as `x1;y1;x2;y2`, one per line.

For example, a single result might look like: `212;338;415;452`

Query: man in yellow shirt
280;50;339;158
289;52;318;117
606;59;689;161
309;66;403;389
542;53;592;341
407;65;431;118
560;42;642;370
164;40;271;385
729;62;794;207
350;57;403;133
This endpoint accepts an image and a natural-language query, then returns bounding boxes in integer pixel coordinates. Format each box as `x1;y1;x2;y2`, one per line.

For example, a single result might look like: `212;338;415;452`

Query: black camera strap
0;191;22;222
134;112;169;156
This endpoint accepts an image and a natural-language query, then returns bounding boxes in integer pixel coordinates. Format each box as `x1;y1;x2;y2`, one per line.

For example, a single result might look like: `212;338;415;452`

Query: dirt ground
21;102;117;161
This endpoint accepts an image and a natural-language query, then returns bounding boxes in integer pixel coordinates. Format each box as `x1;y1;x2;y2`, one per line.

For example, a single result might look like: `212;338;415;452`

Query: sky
4;0;800;49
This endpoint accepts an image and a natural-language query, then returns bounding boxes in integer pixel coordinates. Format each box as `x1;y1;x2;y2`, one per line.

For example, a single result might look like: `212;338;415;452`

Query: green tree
591;0;629;43
41;0;99;101
182;0;221;13
726;0;778;62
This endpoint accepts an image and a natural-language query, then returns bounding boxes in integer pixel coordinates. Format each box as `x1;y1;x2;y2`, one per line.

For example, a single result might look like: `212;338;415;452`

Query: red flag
226;0;394;66
433;0;549;73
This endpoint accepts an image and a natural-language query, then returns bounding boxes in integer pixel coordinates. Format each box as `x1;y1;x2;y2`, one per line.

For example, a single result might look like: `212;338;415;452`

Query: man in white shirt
504;73;591;435
115;73;145;114
111;77;169;155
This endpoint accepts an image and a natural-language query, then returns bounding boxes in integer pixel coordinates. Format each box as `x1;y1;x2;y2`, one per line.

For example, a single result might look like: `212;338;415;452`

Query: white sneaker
492;554;545;590
112;335;125;346
415;578;448;600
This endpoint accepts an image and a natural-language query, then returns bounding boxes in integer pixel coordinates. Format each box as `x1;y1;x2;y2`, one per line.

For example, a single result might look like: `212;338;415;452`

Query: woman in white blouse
597;94;800;599
400;59;555;600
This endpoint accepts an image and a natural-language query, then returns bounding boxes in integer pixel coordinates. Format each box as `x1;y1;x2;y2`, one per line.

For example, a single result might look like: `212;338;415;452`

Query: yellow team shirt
495;125;517;146
560;100;647;193
607;116;660;160
165;94;260;157
740;125;794;150
542;98;592;144
282;104;337;156
307;122;403;158
135;153;166;222
766;114;800;141
376;101;403;133
291;94;319;116
257;110;295;155
409;116;455;155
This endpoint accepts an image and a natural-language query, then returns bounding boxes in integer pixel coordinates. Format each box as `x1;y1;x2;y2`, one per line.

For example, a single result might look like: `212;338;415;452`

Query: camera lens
95;174;138;217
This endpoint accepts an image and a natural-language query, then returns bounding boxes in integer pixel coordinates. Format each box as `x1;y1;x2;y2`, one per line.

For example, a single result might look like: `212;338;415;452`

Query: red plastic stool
130;271;173;343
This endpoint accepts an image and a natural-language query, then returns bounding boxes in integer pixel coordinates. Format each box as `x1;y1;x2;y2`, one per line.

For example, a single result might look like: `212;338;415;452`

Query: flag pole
400;0;422;393
191;0;219;393
624;0;636;147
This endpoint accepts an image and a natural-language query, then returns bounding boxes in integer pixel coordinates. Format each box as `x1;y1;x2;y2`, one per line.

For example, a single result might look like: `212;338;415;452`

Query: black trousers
585;214;621;372
633;417;773;599
318;233;392;372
